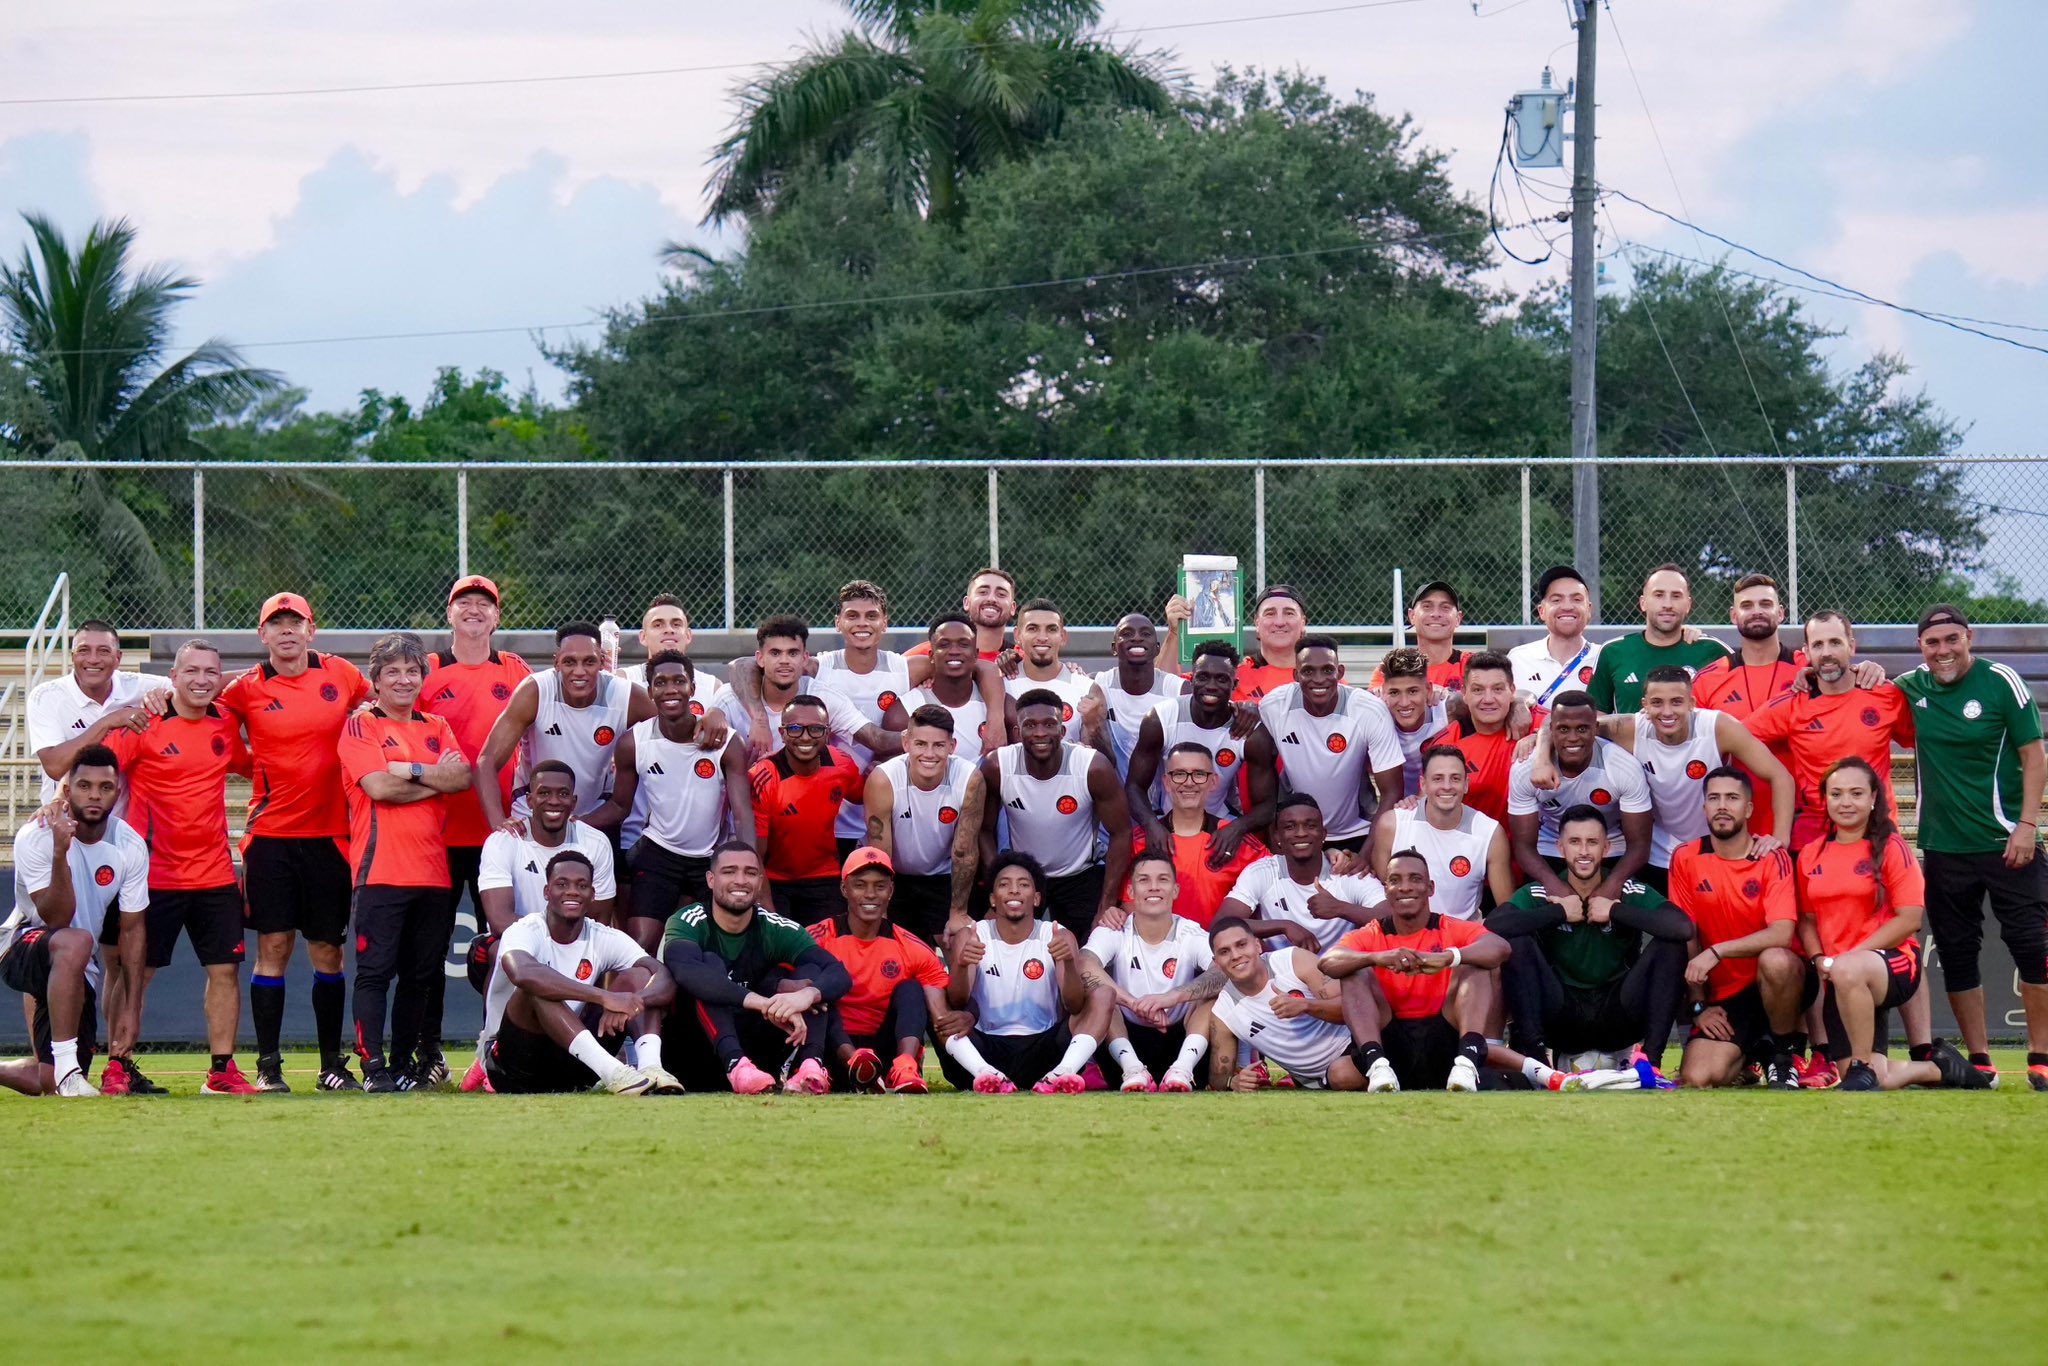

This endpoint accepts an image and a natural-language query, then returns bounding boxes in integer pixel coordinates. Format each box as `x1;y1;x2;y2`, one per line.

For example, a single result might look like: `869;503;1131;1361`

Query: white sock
50;1037;78;1081
944;1034;995;1079
634;1035;663;1073
1521;1056;1558;1087
1108;1037;1142;1073
1053;1033;1098;1078
1172;1033;1210;1074
568;1030;628;1082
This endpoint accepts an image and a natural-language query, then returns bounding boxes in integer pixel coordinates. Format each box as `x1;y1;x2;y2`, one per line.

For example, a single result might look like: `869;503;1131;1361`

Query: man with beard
1508;566;1602;717
1587;565;1730;716
907;616;1014;764
1092;613;1182;777
1003;599;1107;752
473;622;654;832
1425;651;1521;825
1508;692;1654;908
980;690;1133;938
1258;636;1403;852
1125;640;1275;859
862;705;986;945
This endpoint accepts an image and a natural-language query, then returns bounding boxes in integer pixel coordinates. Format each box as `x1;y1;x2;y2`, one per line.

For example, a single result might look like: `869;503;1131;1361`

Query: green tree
0;213;284;623
708;0;1178;225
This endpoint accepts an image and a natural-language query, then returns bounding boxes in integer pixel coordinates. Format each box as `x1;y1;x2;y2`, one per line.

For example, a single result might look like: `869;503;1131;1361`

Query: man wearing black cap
1893;604;2048;1089
1236;585;1310;703
1587;565;1731;716
1371;582;1469;690
1509;566;1603;717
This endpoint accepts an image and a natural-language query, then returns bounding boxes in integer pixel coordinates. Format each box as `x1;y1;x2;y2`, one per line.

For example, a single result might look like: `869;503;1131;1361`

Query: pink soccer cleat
783;1059;832;1095
972;1072;1018;1094
1032;1072;1087;1094
727;1058;777;1095
459;1057;494;1093
1119;1069;1158;1093
843;1047;883;1090
1157;1068;1195;1092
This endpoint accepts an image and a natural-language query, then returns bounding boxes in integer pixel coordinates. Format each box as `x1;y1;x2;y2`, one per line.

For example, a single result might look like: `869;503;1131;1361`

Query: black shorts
890;873;953;949
627;841;711;927
2;928;100;1066
1820;948;1921;1060
1042;865;1105;941
98;909;122;948
242;835;352;943
1636;863;1669;896
937;1024;1072;1090
1547;982;1639;1054
768;877;842;924
1923;849;2048;989
1383;1015;1461;1088
448;843;483;910
1873;947;1922;1010
484;1017;617;1094
144;885;246;968
1688;974;1819;1050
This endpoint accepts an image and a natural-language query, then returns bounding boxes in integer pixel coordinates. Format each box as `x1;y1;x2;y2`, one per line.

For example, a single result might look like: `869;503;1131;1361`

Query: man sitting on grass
806;846;954;1094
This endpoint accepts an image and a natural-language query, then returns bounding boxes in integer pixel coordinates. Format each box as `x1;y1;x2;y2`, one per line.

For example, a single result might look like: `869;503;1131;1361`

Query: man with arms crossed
862;704;985;946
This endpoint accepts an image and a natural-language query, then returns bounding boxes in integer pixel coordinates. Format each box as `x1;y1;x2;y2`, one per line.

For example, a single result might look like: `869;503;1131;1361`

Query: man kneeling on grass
806;845;955;1093
481;851;677;1096
1206;916;1365;1091
1317;849;1511;1093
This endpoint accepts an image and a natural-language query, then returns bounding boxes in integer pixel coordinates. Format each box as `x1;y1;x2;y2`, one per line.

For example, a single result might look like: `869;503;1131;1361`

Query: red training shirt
1667;838;1797;1002
218;652;370;841
806;915;950;1035
1743;686;1914;826
1692;646;1805;838
1335;914;1490;1019
1425;721;1515;826
105;707;251;889
421;649;531;847
1232;659;1295;704
751;747;862;882
1795;833;1924;959
337;707;464;887
1131;824;1269;928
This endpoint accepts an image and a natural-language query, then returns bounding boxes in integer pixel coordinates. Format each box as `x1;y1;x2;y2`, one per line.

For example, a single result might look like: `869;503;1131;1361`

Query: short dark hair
1296;633;1341;658
646;649;694;679
1191;639;1241;668
530;759;577;786
927;612;973;641
556;620;603;647
174;638;221;665
1275;792;1324;819
1557;804;1608;837
1702;764;1752;795
835;580;887;612
1647;562;1689;586
1421;744;1469;774
1130;849;1177;876
1386;848;1432;875
1378;647;1428;683
1208;914;1256;944
908;703;954;734
1732;573;1779;596
710;838;760;863
1016;597;1064;623
1015;688;1064;713
967;567;1017;595
987;849;1046;893
1804;609;1854;637
1464;651;1513;685
1165;741;1215;764
784;694;829;721
1644;664;1693;688
757;614;808;647
645;593;684;612
74;619;120;643
70;743;119;777
1549;690;1596;713
545;849;594;877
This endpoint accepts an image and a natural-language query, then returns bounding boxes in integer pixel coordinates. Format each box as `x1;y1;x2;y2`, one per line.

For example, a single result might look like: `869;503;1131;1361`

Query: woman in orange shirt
1796;757;1979;1091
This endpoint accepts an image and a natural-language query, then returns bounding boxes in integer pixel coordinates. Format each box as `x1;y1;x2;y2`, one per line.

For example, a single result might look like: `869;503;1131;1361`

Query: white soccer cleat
640;1064;686;1095
1563;1066;1640;1092
1157;1067;1196;1093
1366;1057;1400;1093
599;1066;656;1096
1445;1057;1480;1092
1119;1069;1157;1093
55;1068;100;1097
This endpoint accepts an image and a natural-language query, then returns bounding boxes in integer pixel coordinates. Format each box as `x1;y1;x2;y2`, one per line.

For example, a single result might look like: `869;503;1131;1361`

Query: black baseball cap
1254;584;1305;612
1411;580;1460;609
1916;603;1971;635
1534;565;1587;601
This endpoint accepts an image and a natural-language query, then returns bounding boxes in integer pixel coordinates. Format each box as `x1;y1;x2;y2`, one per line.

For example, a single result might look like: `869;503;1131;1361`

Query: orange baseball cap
447;574;501;605
258;591;314;624
840;845;894;877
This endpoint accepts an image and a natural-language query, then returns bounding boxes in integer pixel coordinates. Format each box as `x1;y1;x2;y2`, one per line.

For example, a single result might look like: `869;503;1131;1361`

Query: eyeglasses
782;723;829;738
1164;770;1214;785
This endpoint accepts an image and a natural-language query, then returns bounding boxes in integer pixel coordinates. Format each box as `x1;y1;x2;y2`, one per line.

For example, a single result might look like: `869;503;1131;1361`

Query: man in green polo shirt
1588;565;1732;716
1893;604;2048;1090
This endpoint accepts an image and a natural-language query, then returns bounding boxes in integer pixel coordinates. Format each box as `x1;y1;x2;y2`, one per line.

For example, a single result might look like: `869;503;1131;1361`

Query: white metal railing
3;572;71;829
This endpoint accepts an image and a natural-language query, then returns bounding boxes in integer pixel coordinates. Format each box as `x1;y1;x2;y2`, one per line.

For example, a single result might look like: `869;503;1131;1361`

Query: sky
2;3;2042;474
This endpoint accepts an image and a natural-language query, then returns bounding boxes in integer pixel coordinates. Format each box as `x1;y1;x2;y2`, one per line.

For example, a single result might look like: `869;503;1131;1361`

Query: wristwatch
409;762;425;781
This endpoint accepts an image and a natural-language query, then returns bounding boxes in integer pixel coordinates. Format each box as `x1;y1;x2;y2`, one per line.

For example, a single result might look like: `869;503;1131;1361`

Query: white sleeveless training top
515;669;631;818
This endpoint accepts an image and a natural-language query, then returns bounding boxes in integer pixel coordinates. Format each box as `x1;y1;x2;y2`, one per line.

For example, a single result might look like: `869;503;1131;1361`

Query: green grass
12;1050;2048;1364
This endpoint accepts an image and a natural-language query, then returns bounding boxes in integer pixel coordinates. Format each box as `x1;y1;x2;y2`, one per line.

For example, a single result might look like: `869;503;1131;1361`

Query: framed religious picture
1179;555;1241;669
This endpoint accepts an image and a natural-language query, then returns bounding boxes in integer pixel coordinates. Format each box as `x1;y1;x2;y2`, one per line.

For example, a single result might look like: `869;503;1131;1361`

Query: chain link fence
3;456;2045;632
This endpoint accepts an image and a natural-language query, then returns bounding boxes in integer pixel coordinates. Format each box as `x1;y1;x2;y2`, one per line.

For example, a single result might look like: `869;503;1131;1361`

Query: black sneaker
123;1058;170;1096
415;1049;450;1088
316;1059;365;1092
254;1055;291;1093
1764;1052;1801;1090
363;1067;399;1094
1928;1038;1990;1090
392;1070;421;1093
1837;1060;1881;1091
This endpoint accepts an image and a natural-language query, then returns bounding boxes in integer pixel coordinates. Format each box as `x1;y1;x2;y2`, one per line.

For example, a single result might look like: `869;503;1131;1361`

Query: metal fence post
722;466;736;631
1785;462;1799;621
986;466;1000;569
456;468;470;579
192;467;205;630
1254;464;1268;595
1520;464;1532;625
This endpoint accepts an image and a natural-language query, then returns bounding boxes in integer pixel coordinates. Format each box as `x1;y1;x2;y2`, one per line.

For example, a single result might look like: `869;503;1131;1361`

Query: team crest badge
694;758;716;779
212;736;227;756
1577;666;1594;683
1326;734;1348;754
320;683;340;702
575;959;594;981
1162;957;1178;977
938;807;959;825
1743;879;1762;898
1685;760;1708;780
1860;709;1880;727
492;683;512;701
1449;856;1472;877
94;865;115;887
1023;959;1046;981
881;960;901;980
425;736;442;753
1590;788;1613;805
1963;700;1983;720
594;726;616;746
1217;748;1237;768
1056;795;1079;815
1854;858;1874;877
877;692;899;712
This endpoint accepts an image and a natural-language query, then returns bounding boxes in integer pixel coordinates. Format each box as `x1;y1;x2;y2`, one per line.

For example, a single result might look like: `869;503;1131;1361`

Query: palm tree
0;212;286;622
708;0;1179;225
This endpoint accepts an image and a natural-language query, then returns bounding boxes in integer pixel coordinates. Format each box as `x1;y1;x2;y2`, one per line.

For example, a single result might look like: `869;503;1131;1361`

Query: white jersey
970;919;1064;1036
1225;854;1386;952
1212;950;1351;1081
903;685;992;764
1507;738;1654;856
1258;684;1403;841
1629;709;1726;868
1393;702;1452;797
477;821;618;922
614;667;707;848
515;669;633;819
709;683;870;757
5;818;150;989
1391;805;1499;920
875;754;976;876
1147;695;1242;819
1006;668;1094;744
1092;667;1180;776
1507;636;1603;711
1084;916;1213;1025
26;669;161;804
994;742;1100;877
481;911;644;1042
813;649;914;840
628;718;737;858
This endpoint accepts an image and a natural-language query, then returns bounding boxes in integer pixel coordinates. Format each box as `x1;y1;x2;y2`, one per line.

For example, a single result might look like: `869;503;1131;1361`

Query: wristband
1709;946;1722;962
1448;945;1463;968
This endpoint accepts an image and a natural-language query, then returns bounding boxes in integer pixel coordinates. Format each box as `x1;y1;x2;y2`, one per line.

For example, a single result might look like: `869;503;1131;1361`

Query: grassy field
10;1050;2047;1365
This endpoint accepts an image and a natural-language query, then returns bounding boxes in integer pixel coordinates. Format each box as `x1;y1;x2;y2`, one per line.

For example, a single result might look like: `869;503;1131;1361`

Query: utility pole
1568;0;1600;617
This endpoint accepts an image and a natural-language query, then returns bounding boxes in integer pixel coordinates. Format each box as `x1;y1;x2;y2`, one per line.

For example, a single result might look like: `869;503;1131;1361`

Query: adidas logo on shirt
1697;879;1713;893
524;861;540;874
1915;697;1928;708
1007;797;1026;811
783;803;800;816
432;687;457;703
647;762;665;775
1281;731;1301;745
160;742;181;756
1624;672;1638;683
1805;719;1827;731
544;723;564;736
383;736;401;748
264;700;286;712
70;719;86;731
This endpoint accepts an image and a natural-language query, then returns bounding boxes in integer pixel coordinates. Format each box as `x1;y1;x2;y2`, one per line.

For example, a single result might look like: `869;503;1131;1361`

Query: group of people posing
7;559;2044;1098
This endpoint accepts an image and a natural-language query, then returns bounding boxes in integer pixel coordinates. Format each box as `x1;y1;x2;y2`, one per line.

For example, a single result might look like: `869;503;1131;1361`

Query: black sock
211;1053;233;1073
1350;1042;1384;1069
312;971;346;1065
250;976;286;1059
1460;1032;1487;1067
1909;1042;1935;1062
1970;1051;1994;1067
2028;1052;2048;1068
1784;1031;1809;1057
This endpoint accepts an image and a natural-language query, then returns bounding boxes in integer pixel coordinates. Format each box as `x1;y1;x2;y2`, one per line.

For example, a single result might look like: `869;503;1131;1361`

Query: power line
0;0;1437;107
27;215;1521;358
1604;187;2048;360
